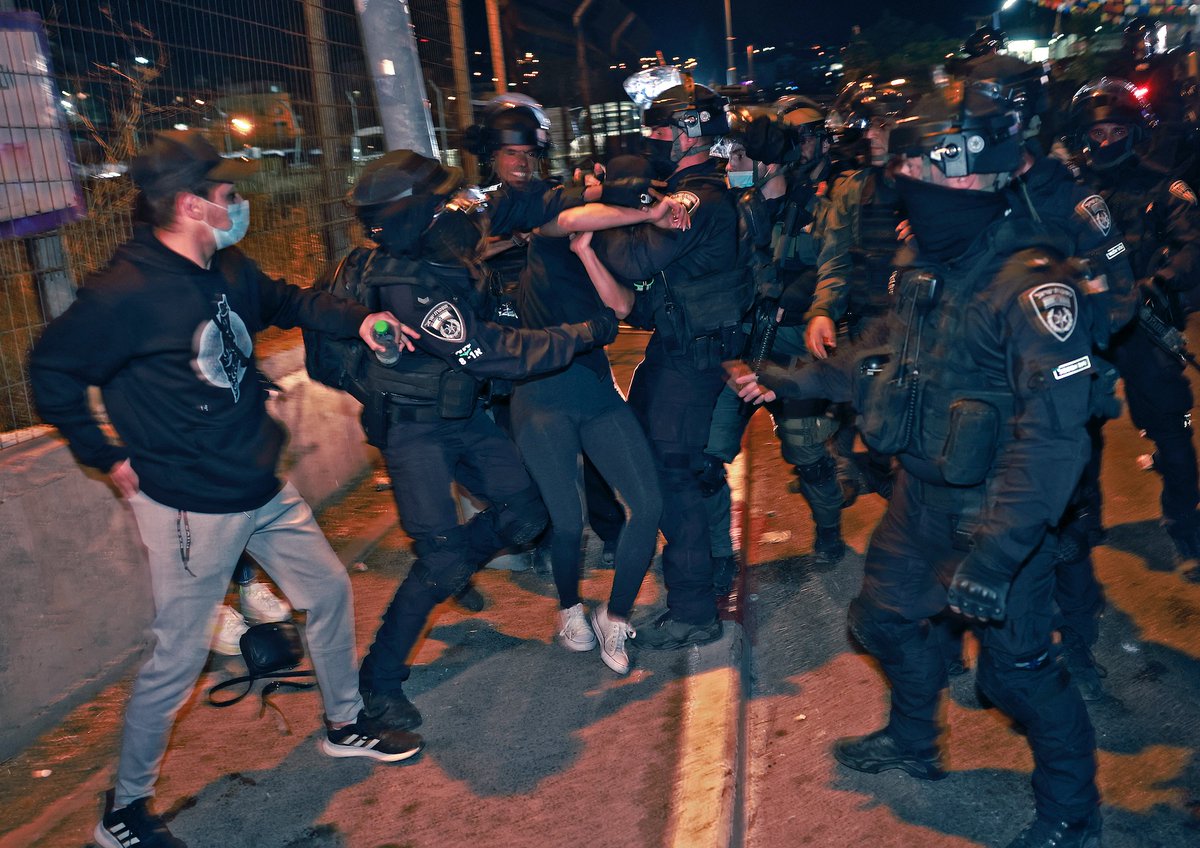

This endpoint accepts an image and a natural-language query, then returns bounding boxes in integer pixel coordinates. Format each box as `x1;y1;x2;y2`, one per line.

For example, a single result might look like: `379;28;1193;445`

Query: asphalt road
739;362;1200;846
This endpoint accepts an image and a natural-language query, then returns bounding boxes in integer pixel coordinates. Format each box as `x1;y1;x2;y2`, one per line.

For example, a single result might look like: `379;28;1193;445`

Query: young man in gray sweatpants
30;130;423;848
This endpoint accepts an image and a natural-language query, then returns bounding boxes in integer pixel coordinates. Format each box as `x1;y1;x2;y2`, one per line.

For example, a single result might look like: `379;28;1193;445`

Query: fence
0;0;465;444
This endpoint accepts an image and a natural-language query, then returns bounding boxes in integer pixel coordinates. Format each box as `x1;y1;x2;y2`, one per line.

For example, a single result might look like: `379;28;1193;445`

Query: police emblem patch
669;191;701;215
420;301;466;342
1026;283;1077;342
1170;180;1197;205
1076;195;1111;237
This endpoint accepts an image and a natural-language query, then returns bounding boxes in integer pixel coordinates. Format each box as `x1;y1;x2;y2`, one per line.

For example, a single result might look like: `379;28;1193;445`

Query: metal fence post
302;0;350;265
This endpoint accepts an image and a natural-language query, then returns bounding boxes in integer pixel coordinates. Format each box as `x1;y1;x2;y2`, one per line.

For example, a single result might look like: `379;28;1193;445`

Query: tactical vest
847;169;902;321
853;221;1084;490
653;174;753;370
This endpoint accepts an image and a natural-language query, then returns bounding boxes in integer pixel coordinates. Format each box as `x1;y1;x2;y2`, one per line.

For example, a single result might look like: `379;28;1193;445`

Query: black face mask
894;175;1006;262
645;137;678;180
368;194;444;257
1087;136;1136;170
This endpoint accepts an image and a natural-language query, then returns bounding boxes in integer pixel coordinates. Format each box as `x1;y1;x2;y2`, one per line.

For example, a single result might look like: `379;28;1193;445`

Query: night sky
622;0;1006;71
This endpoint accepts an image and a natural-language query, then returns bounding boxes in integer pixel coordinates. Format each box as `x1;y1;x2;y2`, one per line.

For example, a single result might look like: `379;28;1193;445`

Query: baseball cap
129;130;258;195
346;149;463;207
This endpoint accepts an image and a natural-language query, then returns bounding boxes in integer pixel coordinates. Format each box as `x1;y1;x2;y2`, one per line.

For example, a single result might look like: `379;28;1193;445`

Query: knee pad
493;484;549;547
847;596;923;665
411;526;476;602
695;453;728;498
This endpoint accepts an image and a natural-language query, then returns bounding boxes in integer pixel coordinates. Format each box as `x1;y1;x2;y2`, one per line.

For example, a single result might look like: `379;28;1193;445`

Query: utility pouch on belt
362;392;390;448
437;370;478;419
940;399;1001;486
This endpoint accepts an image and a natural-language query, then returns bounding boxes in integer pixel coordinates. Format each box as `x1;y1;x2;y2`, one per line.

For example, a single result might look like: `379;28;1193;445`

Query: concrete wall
0;345;370;761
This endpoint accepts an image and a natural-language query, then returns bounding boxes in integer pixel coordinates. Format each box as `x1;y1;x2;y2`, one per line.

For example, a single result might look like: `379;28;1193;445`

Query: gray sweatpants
114;482;363;806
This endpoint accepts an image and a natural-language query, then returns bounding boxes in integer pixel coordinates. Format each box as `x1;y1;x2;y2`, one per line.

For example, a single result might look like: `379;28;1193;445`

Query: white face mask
202;197;250;249
727;170;754;188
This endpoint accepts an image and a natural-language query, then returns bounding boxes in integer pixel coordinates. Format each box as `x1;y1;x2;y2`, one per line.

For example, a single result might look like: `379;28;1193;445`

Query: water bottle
372;319;401;366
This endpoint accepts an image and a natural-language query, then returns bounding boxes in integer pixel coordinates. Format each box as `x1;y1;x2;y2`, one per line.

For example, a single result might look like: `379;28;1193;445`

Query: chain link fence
0;0;463;445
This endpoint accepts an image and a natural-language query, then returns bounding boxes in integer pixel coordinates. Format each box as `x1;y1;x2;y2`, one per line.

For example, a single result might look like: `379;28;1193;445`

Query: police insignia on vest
1027;283;1077;342
1076;195;1111;237
1169;180;1197;205
421;301;466;342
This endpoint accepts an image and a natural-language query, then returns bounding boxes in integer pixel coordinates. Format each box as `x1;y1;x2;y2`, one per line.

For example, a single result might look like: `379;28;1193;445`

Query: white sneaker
239;580;291;623
590;603;635;675
212;605;249;656
557;603;597;652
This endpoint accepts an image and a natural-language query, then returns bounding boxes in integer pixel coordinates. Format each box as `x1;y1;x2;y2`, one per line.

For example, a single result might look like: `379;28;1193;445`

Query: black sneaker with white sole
94;791;187;848
321;719;424;762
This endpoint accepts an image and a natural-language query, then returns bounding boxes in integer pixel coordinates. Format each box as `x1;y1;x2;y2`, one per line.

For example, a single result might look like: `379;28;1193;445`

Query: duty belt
386;402;444;424
910;477;985;552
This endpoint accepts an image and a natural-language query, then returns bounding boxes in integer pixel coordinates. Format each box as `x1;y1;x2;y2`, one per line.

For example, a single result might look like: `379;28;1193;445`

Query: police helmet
963;26;1007;59
347;149;466;251
827;77;919;142
465;93;551;158
1122;17;1158;62
1067;77;1156;167
775;95;827;136
888;55;1039;178
644;81;730;138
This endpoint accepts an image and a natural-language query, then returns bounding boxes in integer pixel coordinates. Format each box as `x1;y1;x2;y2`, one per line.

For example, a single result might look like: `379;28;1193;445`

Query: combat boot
833;729;946;780
1005;810;1102;848
1060;630;1107;702
811;524;845;567
359;688;423;732
713;555;738;596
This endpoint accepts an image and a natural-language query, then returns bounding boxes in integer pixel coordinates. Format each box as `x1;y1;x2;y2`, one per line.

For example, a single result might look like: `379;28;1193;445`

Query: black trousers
850;470;1098;824
627;335;725;625
1112;323;1199;530
359;408;541;695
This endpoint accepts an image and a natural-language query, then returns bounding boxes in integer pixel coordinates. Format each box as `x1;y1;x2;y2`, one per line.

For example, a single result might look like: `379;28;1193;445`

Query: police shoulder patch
420;301;466;342
1024;282;1077;342
1075;195;1111;237
1170;180;1197;205
669;190;701;215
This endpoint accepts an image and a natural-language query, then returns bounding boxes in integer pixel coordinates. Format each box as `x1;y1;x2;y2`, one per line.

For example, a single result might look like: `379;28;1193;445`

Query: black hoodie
30;224;369;513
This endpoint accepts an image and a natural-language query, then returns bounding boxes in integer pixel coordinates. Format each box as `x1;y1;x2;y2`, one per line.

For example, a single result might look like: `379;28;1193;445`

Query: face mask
894;175;1006;262
203;197;250;249
1086;136;1135;170
727;170;754;188
646;137;678;179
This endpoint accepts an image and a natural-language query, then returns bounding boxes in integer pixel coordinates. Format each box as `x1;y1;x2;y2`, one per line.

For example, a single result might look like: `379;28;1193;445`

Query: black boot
812;524;845;567
1005;810;1102;848
359;688;423;732
713;555;738;596
833;729;946;780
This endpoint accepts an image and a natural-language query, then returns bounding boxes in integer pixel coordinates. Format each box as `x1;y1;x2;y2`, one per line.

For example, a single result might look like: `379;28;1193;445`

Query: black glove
694;453;727;498
754;361;802;399
599;177;653;208
946;554;1012;623
583;307;620;347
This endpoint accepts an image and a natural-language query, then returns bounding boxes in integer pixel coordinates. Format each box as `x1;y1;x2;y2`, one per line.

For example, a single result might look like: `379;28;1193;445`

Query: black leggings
512;362;662;618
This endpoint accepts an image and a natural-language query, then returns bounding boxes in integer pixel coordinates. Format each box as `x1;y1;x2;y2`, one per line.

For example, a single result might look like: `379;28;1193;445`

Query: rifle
1138;286;1200;372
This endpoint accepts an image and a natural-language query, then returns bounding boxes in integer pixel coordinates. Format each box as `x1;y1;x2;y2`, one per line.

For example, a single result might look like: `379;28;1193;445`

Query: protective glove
583;307;620;348
946;554;1012;623
753;361;803;399
599;177;653;208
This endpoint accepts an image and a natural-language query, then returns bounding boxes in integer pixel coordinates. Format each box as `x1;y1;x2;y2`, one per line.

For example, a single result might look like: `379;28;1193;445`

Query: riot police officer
1067;78;1200;573
339;150;619;734
736;68;1105;848
697;96;852;581
561;80;744;648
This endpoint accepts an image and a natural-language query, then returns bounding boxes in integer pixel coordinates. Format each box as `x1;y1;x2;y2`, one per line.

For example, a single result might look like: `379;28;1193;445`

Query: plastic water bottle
373;319;401;366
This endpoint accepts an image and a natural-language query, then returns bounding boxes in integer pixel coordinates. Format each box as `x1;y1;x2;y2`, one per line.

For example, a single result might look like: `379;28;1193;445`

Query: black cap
347;149;463;207
129;131;258;195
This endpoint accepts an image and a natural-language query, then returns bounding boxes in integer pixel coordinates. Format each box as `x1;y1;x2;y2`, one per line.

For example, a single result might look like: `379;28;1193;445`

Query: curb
667;451;752;848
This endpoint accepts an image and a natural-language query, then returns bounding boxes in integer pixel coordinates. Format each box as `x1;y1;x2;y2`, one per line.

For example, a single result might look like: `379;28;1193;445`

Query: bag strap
207;669;316;708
